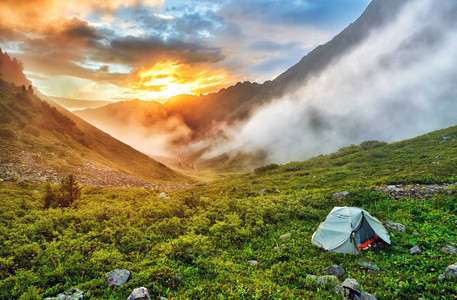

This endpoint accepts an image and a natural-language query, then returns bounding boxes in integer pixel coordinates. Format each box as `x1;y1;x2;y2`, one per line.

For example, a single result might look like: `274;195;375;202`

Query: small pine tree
57;174;81;207
42;183;56;209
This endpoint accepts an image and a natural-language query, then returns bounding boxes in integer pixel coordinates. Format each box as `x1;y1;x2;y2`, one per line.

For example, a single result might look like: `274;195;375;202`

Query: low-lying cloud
214;0;457;163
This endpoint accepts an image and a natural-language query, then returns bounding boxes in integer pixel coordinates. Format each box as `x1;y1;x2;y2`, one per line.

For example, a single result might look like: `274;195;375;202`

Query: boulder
442;245;457;255
127;287;151;300
410;246;421;255
438;262;457;280
280;233;292;239
306;274;338;285
334;278;377;300
332;191;350;201
43;288;85;300
382;221;406;232
341;278;361;292
358;261;380;271
322;265;346;277
106;269;130;287
259;189;267;194
158;192;169;199
248;260;258;266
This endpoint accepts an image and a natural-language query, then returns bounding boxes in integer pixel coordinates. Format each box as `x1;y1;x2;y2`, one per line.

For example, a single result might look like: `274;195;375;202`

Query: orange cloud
0;0;164;32
128;60;242;99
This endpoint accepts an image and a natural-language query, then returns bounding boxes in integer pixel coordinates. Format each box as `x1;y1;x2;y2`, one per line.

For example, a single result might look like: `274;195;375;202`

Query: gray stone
306;274;338;285
127;287;151;300
248;260;258;266
438;262;457;280
382;221;406;232
335;278;368;300
106;269;130;287
410;246;421;255
358;261;380;271
44;288;85;300
442;245;457;255
332;191;350;201
158;192;169;199
259;189;267;194
342;278;361;292
360;292;377;300
322;265;346;277
273;244;285;250
280;233;292;239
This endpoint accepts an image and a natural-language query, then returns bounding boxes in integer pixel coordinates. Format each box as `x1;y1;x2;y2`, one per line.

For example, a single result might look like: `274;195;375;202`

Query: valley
0;0;456;299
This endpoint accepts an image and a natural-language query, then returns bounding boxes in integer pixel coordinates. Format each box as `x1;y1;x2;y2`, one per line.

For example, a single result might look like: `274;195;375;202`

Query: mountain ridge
0;50;190;186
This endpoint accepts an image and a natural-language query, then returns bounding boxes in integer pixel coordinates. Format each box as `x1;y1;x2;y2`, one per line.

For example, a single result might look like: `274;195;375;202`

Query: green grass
1;125;457;299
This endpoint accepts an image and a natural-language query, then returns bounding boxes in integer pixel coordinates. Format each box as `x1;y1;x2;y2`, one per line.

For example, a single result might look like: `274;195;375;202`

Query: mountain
0;52;188;186
49;96;115;111
76;0;457;171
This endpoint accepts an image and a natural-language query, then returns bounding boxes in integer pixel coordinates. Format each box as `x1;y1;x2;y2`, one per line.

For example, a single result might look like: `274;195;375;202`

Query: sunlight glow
128;60;235;99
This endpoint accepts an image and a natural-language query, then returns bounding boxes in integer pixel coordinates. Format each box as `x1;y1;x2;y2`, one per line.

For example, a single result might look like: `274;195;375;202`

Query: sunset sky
0;0;370;102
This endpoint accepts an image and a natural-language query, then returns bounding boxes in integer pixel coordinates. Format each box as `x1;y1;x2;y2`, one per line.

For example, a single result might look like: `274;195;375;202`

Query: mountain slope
75;0;457;171
49;96;115;111
73;1;412;162
0;78;188;186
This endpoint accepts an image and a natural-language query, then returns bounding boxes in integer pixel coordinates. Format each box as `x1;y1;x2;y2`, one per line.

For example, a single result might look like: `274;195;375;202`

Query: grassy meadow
1;126;457;299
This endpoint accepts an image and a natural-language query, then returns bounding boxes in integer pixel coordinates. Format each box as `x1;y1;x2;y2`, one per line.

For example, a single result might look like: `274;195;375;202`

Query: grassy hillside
0;79;188;185
0;125;456;299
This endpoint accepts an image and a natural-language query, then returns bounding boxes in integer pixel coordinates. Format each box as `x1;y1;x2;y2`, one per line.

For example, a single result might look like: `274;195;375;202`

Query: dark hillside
0;79;189;186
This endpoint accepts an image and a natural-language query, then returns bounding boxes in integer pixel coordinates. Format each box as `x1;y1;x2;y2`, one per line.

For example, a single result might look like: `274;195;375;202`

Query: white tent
311;206;391;254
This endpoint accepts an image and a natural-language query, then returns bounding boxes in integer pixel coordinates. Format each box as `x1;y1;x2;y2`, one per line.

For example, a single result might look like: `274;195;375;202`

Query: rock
360;293;377;300
438;262;457;280
106;269;130;287
387;185;397;190
306;274;338;285
412;231;420;235
322;265;346;277
382;221;406;232
280;233;292;239
332;191;350;201
127;287;151;300
273;244;285;250
358;261;380;271
335;278;367;300
442;245;457;255
442;134;450;140
259;189;267;194
248;260;258;266
410;246;421;255
44;288;85;300
276;189;281;193
342;278;361;292
158;192;169;199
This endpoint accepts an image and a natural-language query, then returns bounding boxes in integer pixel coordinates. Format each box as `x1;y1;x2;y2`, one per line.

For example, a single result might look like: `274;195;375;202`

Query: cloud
0;0;165;32
211;0;457;163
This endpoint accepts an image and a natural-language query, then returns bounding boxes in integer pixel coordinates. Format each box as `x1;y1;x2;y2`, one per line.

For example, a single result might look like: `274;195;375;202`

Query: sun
128;60;237;100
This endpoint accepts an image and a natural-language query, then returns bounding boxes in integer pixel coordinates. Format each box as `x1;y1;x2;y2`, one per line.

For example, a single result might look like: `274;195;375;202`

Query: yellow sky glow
128;60;238;99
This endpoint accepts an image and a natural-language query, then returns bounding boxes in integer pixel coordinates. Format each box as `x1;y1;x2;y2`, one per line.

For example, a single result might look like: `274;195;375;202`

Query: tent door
357;216;377;245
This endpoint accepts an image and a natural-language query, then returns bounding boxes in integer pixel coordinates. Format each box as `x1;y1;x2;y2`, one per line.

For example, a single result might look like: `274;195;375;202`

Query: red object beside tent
358;235;380;250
